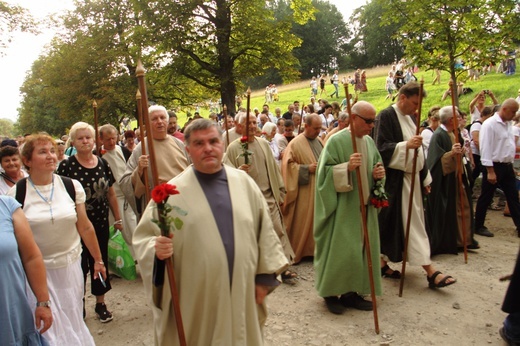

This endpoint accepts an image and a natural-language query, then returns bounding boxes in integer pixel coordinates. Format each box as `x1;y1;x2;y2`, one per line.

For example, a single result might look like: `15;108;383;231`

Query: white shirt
479;113;516;166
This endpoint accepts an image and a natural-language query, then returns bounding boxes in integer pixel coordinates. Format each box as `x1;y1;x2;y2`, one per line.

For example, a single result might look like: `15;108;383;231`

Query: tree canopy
381;0;519;104
0;1;37;54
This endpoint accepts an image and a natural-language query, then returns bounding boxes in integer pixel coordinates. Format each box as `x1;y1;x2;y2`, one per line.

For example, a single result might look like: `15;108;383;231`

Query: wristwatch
36;300;51;308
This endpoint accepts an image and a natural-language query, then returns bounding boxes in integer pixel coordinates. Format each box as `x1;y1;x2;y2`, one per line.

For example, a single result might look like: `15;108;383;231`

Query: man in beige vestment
133;119;288;345
224;113;297;283
281;114;324;263
120;105;190;221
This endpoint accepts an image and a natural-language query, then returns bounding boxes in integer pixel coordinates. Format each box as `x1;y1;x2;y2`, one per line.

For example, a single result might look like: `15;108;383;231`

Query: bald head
499;98;520;122
351;101;376;117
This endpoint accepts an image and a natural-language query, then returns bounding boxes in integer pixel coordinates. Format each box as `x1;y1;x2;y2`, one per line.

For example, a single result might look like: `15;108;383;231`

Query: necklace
28;175;55;224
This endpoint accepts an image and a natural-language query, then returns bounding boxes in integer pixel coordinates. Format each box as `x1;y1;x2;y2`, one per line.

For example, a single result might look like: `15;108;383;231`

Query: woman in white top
0;145;28;195
319;104;335;139
8;134;105;346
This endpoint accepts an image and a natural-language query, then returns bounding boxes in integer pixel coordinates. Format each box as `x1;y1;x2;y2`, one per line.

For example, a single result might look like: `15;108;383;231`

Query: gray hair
262;122;276;134
184;119;219;144
99;124;118;139
338;112;349;121
148;105;169;119
439;105;456;124
69;121;95;141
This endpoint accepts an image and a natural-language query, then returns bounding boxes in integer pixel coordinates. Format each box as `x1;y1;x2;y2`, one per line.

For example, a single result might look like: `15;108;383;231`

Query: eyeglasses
355;113;375;124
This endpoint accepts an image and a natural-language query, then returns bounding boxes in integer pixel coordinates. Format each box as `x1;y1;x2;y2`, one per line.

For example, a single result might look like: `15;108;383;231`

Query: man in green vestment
314;101;384;315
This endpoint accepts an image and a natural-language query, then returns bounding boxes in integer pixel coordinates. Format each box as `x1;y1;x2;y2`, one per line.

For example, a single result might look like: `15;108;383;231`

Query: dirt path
85;209;518;345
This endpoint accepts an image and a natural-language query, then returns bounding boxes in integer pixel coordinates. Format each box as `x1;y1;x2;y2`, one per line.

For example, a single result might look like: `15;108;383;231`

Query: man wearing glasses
314;101;384;314
373;82;457;289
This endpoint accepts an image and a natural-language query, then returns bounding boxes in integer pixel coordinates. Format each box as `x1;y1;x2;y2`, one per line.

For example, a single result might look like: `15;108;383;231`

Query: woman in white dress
8;133;105;346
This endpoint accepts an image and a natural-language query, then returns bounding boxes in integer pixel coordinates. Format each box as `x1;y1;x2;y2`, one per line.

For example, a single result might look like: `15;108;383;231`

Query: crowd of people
1;75;520;345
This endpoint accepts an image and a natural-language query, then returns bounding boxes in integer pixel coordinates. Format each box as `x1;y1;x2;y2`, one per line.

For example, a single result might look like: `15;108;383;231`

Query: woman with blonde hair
57;122;123;323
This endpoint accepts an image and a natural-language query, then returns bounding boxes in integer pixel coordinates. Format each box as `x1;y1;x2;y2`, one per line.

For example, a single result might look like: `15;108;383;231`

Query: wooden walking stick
223;104;230;147
297;100;303;134
92;100;101;156
136;60;187;346
399;78;424;297
135;89;150;203
449;80;469;264
344;82;379;334
245;87;251;164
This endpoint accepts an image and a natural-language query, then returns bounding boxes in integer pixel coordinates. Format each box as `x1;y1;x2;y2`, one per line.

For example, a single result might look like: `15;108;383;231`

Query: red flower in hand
151;183;179;203
240;135;248;143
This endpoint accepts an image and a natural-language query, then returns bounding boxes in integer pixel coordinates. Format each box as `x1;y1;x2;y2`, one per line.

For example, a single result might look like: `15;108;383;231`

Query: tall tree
348;0;404;68
382;0;519;105
140;0;314;114
0;1;37;54
288;0;350;78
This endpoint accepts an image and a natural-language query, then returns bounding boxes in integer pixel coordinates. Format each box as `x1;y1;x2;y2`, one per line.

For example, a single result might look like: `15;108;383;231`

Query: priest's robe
374;105;432;265
223;137;295;262
119;136;189;220
281;134;323;263
133;165;289;346
426;127;473;255
314;129;382;297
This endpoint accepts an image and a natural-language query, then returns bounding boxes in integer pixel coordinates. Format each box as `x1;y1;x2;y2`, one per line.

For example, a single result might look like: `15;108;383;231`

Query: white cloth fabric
479;113;516;166
0;170;28;195
470;121;483;155
387;105;432;266
8;176;86;269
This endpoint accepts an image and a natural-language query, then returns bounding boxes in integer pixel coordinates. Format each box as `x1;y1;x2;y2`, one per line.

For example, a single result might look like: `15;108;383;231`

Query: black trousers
475;162;520;231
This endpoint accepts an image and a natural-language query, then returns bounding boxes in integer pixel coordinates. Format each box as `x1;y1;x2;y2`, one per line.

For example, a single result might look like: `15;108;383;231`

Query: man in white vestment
133;119;289;345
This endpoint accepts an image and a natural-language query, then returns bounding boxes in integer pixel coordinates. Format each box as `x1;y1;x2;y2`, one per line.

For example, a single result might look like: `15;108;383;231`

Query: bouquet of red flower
370;179;389;208
151;183;184;235
239;135;253;164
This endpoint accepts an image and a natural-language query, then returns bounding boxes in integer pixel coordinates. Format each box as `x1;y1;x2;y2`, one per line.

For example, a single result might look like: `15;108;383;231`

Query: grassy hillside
174;65;519;127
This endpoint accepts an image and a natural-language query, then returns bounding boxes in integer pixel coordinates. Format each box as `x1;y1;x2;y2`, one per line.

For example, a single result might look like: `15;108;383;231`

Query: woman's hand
35;306;53;334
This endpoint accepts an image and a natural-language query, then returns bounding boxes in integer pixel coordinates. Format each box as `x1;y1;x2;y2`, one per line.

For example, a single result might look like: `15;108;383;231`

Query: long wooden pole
135;89;150;203
223;105;230;147
399;79;424;297
136;60;186;346
93;100;101;156
344;82;379;334
245;87;251;164
297;100;303;134
450;80;469;264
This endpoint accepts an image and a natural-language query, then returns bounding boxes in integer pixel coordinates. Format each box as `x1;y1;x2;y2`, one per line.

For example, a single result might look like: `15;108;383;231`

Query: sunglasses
355;113;375;124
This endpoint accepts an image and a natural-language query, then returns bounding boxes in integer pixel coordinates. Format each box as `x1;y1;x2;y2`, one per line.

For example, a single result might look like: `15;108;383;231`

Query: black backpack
15;176;75;208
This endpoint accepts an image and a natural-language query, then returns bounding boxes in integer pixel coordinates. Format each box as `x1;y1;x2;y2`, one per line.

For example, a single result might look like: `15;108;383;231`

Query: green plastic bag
108;226;137;280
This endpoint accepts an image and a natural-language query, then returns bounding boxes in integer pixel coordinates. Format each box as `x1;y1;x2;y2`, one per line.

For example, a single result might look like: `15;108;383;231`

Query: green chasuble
314;129;382;297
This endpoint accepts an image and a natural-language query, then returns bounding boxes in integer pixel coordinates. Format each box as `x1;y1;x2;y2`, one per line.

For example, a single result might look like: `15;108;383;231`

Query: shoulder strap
0;172;16;184
15;177;28;208
59;176;76;202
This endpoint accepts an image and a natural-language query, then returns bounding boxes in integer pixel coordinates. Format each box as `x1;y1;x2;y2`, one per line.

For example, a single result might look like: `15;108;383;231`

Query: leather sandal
427;271;456;289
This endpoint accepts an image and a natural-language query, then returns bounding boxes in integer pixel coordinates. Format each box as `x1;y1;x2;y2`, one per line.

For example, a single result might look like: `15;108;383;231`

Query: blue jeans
504;312;520;342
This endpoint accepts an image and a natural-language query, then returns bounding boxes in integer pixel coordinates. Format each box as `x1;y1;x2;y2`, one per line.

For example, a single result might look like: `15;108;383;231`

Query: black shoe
340;292;373;311
82;298;86;320
475;227;494;237
324;296;345;315
95;303;113;323
499;327;520;346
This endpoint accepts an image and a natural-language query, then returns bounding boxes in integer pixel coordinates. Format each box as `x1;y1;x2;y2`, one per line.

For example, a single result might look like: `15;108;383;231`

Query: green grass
174;65;519;127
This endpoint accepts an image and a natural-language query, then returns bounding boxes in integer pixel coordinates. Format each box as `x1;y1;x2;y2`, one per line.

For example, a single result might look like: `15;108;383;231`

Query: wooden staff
136;60;186;346
135;89;150;203
344;82;379;334
92;100;101;156
245;87;251;164
297;100;303;134
399;78;424;297
223;104;230;147
450;80;469;264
